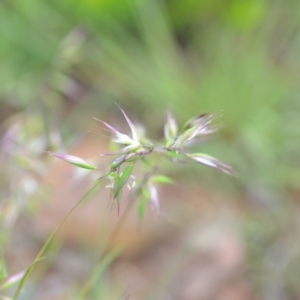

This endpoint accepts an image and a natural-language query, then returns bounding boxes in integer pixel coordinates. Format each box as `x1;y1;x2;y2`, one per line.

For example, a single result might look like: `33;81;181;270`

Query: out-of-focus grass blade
138;196;149;220
0;255;7;282
152;175;173;185
77;247;122;300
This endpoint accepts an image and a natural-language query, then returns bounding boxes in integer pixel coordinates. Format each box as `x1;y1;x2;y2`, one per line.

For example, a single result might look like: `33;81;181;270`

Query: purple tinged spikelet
185;153;235;176
47;152;97;170
164;111;178;141
149;184;160;213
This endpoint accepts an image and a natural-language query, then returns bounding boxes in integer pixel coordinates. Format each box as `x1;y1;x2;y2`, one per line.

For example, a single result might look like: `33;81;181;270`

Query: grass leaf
0;257;7;282
138;197;149;220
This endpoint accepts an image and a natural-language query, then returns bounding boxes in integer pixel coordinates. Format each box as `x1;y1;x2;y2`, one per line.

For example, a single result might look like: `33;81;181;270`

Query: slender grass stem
12;179;104;300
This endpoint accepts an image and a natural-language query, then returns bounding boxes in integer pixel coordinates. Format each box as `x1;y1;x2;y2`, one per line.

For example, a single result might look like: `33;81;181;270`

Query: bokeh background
1;0;300;299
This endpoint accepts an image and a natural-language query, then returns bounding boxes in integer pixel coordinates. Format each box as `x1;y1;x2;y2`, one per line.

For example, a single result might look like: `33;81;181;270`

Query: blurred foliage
1;0;300;298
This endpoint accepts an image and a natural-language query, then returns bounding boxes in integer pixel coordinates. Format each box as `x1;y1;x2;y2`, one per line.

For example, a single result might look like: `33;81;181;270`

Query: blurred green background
1;0;300;299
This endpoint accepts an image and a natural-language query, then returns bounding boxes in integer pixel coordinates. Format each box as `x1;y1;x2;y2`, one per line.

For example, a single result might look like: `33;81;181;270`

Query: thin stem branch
77;193;137;299
78;165;160;299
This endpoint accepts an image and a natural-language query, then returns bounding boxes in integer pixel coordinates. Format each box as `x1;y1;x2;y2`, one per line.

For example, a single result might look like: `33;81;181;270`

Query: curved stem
12;178;104;300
